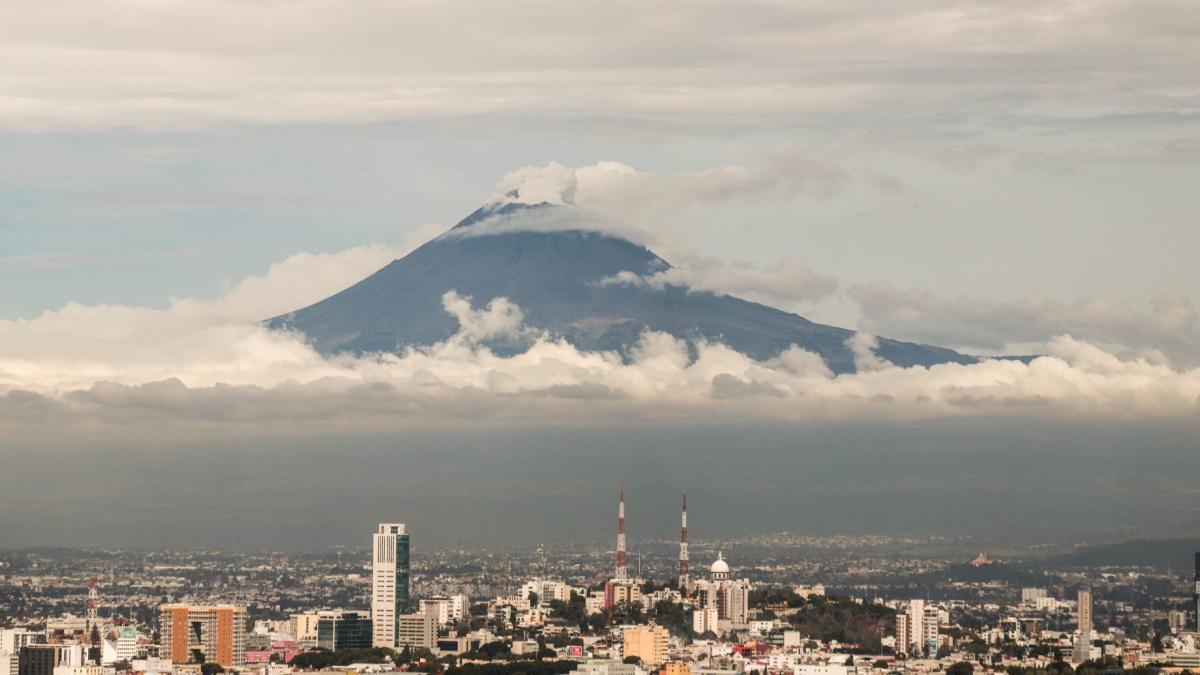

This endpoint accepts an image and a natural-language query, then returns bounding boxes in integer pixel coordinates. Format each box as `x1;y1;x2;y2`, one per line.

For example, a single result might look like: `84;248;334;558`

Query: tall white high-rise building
908;599;925;655
1078;589;1093;636
1074;589;1094;662
895;600;938;657
691;552;752;634
1;631;40;658
1194;552;1200;632
1;630;39;675
448;594;469;623
895;612;910;656
921;604;940;655
372;523;411;649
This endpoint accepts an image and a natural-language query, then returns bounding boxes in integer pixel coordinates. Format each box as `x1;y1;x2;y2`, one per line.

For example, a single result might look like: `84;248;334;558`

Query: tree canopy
445;660;576;675
291;647;396;670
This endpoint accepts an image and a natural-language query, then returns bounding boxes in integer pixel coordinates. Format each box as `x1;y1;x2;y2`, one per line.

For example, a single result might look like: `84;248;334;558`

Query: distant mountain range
1042;537;1200;570
269;201;976;374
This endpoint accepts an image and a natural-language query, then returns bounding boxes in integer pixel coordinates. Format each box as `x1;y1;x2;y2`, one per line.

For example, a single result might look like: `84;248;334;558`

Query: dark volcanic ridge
269;202;976;374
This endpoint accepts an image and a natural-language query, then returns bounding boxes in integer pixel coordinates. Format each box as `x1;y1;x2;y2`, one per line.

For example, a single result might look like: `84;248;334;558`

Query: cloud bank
2;241;1199;439
2;1;1197;131
851;281;1200;366
599;256;839;307
482;159;846;232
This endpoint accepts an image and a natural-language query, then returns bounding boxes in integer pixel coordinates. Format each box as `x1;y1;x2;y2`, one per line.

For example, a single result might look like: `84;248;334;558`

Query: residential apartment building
159;604;247;668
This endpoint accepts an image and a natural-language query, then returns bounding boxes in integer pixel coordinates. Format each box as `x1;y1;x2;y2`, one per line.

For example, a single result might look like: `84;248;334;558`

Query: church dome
710;552;730;575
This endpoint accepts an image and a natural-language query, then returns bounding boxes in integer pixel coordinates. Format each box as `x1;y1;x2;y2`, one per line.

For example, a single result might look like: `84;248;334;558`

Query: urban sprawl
3;491;1199;675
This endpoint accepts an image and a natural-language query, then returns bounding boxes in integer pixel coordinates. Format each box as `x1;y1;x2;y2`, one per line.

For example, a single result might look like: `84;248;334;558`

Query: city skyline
5;521;1200;675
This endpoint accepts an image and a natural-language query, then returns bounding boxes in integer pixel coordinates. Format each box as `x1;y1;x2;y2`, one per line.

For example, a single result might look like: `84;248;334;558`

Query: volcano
268;201;974;374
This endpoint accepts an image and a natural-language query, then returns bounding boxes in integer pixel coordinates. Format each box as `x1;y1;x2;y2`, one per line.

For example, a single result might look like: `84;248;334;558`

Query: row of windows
373;535;411;564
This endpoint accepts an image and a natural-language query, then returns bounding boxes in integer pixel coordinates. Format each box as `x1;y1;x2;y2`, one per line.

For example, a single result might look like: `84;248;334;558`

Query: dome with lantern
710;552;730;580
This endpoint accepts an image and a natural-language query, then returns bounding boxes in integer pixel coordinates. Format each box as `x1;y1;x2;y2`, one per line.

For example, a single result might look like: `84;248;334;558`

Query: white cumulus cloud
600;255;839;307
845;333;892;372
850;281;1200;366
449;158;852;254
1;1;1196;131
440;290;534;344
1;242;1200;442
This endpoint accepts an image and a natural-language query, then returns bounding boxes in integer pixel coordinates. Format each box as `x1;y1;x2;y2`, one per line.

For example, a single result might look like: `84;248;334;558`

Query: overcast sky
4;1;1198;327
2;1;1199;547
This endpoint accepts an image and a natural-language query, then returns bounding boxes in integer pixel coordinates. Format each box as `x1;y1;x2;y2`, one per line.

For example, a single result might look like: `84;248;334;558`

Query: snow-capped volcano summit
486;162;578;207
268;194;974;374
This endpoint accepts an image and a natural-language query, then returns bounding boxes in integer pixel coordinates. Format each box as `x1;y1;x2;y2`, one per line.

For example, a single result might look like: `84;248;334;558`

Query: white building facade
691;553;752;635
371;523;411;648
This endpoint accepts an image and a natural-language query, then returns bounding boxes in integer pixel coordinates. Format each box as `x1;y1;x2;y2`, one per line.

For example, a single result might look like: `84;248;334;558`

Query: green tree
946;662;973;675
651;600;694;639
586;613;606;632
444;661;576;675
964;641;988;657
787;596;894;651
548;593;587;625
609;601;643;625
293;647;397;670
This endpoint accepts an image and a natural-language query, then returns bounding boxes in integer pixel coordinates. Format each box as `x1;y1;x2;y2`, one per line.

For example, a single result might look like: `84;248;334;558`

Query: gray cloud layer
851;281;1200;365
3;263;1199;442
1;1;1197;131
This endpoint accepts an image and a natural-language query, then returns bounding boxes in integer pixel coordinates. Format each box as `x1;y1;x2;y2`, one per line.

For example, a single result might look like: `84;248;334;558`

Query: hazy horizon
4;418;1199;551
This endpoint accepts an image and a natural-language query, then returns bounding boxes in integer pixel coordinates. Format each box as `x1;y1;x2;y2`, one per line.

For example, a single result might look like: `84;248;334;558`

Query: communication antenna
616;484;628;580
86;576;99;630
679;490;690;595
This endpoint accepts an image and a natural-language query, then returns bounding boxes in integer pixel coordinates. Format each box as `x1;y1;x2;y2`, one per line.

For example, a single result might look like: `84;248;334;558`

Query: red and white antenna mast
616;484;628;580
86;576;99;630
679;491;689;594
